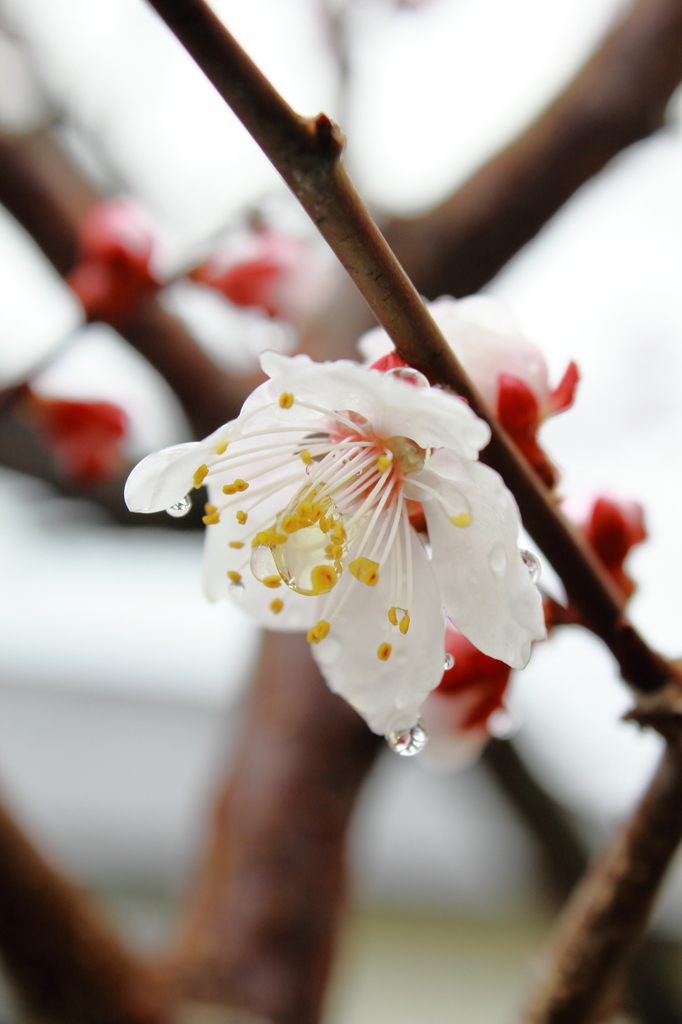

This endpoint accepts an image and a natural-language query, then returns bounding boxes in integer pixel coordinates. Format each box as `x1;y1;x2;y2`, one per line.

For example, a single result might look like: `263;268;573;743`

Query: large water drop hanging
166;494;192;517
387;719;428;757
444;653;455;671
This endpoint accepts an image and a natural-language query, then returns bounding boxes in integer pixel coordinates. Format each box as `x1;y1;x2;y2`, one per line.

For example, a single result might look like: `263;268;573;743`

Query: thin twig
524;742;682;1024
175;631;381;1024
385;0;682;299
144;0;673;701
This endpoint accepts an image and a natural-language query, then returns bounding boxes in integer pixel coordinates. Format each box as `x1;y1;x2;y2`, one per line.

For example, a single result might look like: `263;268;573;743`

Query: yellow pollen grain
388;606;398;626
270;599;284;614
330;525;345;542
450;512;472;528
279;392;294;409
399;614;410;635
297;501;313;521
319;517;330;533
262;576;282;589
310;565;338;595
202;512;220;525
325;544;335;558
377;642;392;661
227;571;242;583
332;545;344;559
229;541;244;549
236;511;248;524
204;503;217;514
255;528;288;546
215;441;228;455
282;515;300;534
300;450;313;465
349;557;380;586
377;454;392;473
307;619;330;643
193;464;209;489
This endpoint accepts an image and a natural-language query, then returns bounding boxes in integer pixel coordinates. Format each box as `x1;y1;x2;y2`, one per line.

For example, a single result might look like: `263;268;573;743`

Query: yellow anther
281;515;300;534
399;614;410;635
388;606;398;627
325;544;335;558
300;449;313;465
330;524;345;542
319;517;330;533
236;511;248;524
215;441;228;455
202;512;220;525
229;541;244;549
310;503;324;522
349;557;380;586
255;528;288;546
377;454;392;473
297;501;313;521
235;479;249;492
227;571;242;583
262;576;282;589
450;512;472;528
222;479;249;495
307;619;330;643
377;643;392;661
270;599;284;614
193;464;209;488
222;484;237;495
310;564;338;595
279;392;294;409
204;503;217;514
331;545;343;559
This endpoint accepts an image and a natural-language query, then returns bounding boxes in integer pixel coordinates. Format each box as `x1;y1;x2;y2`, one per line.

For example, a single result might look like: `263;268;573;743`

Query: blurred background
0;0;681;1020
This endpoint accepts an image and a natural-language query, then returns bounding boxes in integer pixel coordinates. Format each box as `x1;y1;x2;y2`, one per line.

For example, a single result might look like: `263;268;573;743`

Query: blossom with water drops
125;352;545;738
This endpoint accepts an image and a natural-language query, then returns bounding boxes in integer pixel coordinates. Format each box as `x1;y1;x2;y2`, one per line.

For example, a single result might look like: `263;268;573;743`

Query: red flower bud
437;623;512;733
581;497;646;599
25;390;127;485
66;200;158;323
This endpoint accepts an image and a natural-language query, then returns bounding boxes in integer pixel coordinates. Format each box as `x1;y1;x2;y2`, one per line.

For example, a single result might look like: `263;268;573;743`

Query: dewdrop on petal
125;351;545;740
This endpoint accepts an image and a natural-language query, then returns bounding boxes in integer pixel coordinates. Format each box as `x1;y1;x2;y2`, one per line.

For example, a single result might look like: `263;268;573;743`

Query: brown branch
524;741;682;1024
174;631;381;1024
384;0;682;299
144;0;673;702
0;798;170;1024
0;130;249;438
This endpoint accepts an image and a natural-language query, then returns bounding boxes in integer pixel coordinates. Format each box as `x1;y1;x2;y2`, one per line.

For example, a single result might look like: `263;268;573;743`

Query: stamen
450;513;472;527
300;450;313;465
291;399;371;435
222;479;249;495
403;510;414;613
270;599;284;614
215;440;228;454
229;541;244;549
279;392;294;408
349;557;380;586
377;451;393;473
203;511;220;525
193;464;209;488
236;511;248;524
377;642;392;661
310;565;338;595
227;571;242;583
262;576;282;589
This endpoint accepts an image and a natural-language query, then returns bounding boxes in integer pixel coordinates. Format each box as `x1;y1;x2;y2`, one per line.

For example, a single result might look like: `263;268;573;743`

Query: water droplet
387;719;428;756
489;543;507;573
385;366;430;389
166;494;192;517
444;653;455;671
520;548;541;583
228;580;245;597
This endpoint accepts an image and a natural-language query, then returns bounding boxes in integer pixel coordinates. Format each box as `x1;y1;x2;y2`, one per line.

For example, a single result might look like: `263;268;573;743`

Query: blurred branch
175;631;381;1024
144;0;673;704
524;742;682;1024
0;797;169;1024
0;130;250;439
384;0;682;299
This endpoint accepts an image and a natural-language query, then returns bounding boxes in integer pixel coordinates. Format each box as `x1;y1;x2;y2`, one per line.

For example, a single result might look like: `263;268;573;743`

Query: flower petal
416;451;545;668
311;523;445;735
260;352;490;458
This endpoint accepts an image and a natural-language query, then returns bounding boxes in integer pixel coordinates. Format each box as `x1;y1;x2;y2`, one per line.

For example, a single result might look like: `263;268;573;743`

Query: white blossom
125;352;545;736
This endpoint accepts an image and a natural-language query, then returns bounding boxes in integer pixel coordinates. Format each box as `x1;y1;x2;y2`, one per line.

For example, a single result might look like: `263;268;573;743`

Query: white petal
311;524;445;735
258;353;490;458
124;442;204;513
203;454;319;631
418;452;546;668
